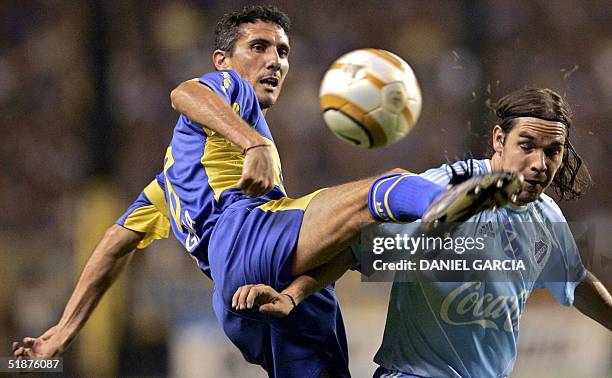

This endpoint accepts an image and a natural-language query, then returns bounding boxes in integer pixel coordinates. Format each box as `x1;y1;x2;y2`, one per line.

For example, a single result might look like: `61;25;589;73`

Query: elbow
170;84;185;111
98;224;142;259
170;80;212;113
171;80;195;111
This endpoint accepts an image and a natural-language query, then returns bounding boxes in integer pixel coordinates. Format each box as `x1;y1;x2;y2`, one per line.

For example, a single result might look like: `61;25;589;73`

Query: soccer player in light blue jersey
233;88;612;377
13;5;521;377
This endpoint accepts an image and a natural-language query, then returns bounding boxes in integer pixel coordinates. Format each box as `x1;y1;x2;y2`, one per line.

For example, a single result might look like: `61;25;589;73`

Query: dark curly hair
214;5;291;55
494;87;591;200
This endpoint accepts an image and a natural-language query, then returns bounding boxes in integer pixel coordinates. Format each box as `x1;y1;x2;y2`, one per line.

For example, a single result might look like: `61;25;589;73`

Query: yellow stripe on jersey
256;189;325;212
163;147;183;232
202;135;285;201
143;179;168;216
123;180;171;249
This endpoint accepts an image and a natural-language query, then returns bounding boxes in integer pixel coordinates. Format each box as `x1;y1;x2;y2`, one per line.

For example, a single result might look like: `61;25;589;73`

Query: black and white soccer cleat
421;172;524;231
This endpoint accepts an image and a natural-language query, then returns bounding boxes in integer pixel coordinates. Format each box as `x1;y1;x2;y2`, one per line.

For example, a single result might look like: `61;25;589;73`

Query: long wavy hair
494;88;591;200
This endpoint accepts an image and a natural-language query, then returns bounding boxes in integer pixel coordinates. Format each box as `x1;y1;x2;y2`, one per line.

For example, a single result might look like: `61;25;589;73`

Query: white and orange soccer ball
319;48;422;148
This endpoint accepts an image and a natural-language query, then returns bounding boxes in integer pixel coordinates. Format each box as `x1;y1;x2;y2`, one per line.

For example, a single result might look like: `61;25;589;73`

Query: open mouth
525;179;543;186
524;179;545;191
260;77;279;89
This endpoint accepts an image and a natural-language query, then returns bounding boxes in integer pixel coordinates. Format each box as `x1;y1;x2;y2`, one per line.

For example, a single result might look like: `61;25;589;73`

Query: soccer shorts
116;178;170;249
208;190;350;377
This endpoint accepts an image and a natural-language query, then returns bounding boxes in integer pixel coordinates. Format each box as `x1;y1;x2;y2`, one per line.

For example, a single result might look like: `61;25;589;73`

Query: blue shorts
118;183;350;376
208;192;350;377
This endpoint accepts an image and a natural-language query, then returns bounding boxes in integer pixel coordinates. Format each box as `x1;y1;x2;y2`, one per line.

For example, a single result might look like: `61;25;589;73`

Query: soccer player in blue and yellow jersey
13;5;520;377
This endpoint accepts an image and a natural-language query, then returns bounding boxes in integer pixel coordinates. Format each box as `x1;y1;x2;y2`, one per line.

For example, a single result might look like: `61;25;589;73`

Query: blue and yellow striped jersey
162;69;286;260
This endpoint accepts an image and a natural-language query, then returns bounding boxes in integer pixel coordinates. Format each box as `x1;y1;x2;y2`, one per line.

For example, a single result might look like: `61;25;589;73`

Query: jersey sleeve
419;159;490;186
197;69;255;110
534;198;587;306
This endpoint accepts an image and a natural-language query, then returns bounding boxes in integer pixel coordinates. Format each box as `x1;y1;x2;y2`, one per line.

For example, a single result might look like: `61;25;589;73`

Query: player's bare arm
170;80;275;197
574;270;612;331
12;225;143;359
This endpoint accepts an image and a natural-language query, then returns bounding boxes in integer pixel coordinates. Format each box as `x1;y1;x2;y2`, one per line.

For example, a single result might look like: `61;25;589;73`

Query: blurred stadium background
1;1;610;377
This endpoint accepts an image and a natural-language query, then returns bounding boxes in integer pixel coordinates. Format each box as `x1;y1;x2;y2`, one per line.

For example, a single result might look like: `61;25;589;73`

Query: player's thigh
292;170;406;276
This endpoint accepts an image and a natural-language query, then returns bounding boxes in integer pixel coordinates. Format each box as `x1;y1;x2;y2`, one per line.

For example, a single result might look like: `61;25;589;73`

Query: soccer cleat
421;172;524;230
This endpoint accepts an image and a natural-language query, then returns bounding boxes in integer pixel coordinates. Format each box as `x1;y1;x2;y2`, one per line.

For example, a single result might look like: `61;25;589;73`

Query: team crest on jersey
533;240;548;266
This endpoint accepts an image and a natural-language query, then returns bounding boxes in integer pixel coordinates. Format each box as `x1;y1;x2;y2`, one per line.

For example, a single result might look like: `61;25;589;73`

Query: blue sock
368;173;444;221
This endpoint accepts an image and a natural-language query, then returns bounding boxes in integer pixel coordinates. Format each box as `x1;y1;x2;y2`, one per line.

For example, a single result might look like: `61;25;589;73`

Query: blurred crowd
1;1;610;376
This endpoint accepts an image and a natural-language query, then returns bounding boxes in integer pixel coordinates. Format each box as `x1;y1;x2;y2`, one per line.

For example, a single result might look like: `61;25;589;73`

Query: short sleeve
197;70;251;106
419;159;490;187
534;209;587;306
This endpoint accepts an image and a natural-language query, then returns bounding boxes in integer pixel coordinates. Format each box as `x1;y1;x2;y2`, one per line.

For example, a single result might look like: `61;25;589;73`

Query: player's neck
490;154;502;172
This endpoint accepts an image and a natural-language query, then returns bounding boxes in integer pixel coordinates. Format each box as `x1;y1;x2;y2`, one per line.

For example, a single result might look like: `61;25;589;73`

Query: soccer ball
319;48;422;148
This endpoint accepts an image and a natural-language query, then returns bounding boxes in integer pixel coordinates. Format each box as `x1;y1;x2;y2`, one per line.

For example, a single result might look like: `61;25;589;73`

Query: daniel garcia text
373;259;526;272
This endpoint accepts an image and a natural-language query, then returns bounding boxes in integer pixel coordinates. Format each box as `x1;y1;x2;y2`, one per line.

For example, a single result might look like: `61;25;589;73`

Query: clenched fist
238;144;276;197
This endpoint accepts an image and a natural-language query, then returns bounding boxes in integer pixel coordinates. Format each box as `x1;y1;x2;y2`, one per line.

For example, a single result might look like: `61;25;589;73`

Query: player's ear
492;125;505;153
213;50;229;70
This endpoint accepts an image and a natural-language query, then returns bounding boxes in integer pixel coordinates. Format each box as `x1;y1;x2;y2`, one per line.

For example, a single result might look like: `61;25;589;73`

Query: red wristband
243;144;270;154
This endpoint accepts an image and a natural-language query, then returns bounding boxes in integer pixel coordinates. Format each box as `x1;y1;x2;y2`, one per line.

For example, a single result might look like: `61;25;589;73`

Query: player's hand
238;145;276;197
232;284;295;318
12;326;64;359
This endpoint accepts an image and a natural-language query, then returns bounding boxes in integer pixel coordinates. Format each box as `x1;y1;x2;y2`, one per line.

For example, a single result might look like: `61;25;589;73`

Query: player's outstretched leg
292;168;448;276
291;170;522;277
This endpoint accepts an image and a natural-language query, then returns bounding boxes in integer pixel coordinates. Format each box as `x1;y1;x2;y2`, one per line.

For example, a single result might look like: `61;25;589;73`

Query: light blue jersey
372;159;586;378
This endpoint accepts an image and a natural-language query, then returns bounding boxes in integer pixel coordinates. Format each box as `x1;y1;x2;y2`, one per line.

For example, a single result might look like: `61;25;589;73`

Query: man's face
493;117;566;205
216;20;290;109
